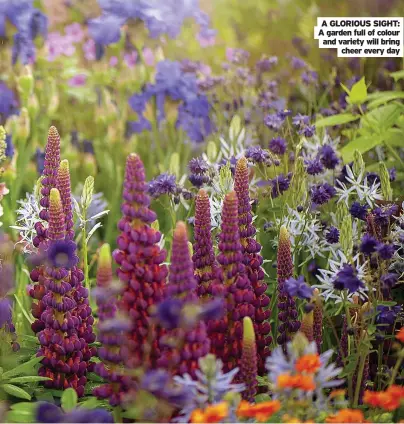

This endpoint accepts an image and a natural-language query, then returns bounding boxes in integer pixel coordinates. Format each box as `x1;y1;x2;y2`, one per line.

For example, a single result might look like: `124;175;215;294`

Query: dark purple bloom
373;205;398;227
284;276;314;300
350;202;368;220
292;113;310;127
305;157;324;175
365;172;380;186
360;234;378;255
376;243;395;260
269;137;287;155
376;305;402;327
326;226;339;244
310;183;336;205
36;402;113;423
271;173;291;198
333;264;365;293
264;113;284;131
47;240;77;269
299;124;316;137
148;173;177;198
0;82;18;120
381;273;398;289
245;146;270;163
319;145;340;169
154;298;183;330
188;157;209;174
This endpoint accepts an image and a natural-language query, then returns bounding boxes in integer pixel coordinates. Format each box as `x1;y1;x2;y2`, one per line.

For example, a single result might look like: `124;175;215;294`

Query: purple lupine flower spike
158;222;210;377
313;289;323;353
193;189;222;299
336;315;349;369
241;317;258;401
277;226;300;349
93;244;131;406
114;153;168;370
37;189;95;397
216;191;256;372
234;157;271;375
57;160;74;241
301;311;314;342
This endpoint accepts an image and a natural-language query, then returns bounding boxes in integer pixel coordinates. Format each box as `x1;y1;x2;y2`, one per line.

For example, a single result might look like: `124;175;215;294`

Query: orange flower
396;328;404;343
364;385;404;411
329;389;346;399
277;373;316;391
237;400;281;422
295;354;321;374
326;409;368;423
191;402;229;423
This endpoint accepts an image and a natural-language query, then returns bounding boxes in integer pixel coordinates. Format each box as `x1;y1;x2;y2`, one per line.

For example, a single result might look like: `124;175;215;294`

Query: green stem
388;350;404;386
81;225;89;292
353;351;367;407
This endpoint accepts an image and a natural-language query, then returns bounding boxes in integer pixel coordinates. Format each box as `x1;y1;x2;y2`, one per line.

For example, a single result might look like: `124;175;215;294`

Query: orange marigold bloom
326;409;368;423
191;402;229;423
329;389;346;399
295;354;321;374
277;373;316;391
364;385;404;411
396;327;404;343
237;400;281;422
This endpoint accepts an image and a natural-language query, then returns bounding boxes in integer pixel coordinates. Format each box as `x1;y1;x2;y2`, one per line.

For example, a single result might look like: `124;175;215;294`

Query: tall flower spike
37;189;95;397
234;157;271;374
114;153;168;369
57;160;74;241
300;311;314;342
313;289;323;353
94;244;131;406
277;226;300;349
241;316;258;401
158;222;210;377
193;189;222;298
216;191;256;372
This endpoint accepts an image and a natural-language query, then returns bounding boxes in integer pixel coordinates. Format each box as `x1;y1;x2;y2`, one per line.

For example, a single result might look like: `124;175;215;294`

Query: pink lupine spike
234;157;271;374
47;189;65;241
114;153;168;369
57;160;74;240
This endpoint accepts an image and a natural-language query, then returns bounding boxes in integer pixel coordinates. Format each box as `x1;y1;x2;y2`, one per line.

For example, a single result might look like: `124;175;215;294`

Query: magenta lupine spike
158;222;210;377
57;160;74;241
216;191;256;372
113;153;168;369
193;189;222;299
234;157;271;374
241;317;258;402
93;244;131;406
37;189;95;397
300;311;314;342
313;289;323;353
30;126;62;333
277;226;300;348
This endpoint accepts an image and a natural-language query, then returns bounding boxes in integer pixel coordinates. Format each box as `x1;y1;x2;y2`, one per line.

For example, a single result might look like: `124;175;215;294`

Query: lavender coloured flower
269;137;287;155
234;158;271;375
158;222;210;377
148;173;177;198
264;113;284;131
277;226;300;348
292;113;310;127
326;226;339;244
245;146;270;164
333;264;365;294
188;158;210;188
284;276;314;300
114;153;168;369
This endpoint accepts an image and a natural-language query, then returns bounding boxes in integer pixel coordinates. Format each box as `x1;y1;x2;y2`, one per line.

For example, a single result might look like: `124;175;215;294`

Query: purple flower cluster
310;182;336;205
188;157;210;188
333;264;365;294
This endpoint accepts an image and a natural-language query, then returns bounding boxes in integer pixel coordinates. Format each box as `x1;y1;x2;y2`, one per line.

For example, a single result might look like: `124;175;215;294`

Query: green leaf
366;92;404;109
2;384;31;400
362;103;401;132
79;396;104;409
8;376;50;384
2;356;44;379
5;409;35;423
347;77;367;105
340;136;382;162
61;388;78;412
391;70;404;81
10;402;37;411
315;113;359;128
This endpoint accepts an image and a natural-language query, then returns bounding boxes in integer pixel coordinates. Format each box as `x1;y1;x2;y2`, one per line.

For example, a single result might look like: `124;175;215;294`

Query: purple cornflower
271;173;291;198
284;276;314;300
319;145;340;169
292;113;310;127
375;243;394;260
305;157;324;175
264;113;284;131
269;137;287;155
245;146;270;164
350;202;368;220
360;234;378;255
310;183;336;205
299;124;316;137
333;264;365;293
148;173;177;198
326;226;340;244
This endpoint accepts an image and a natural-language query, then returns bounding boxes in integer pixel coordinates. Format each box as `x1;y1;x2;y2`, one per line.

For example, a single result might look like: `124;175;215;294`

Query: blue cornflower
376;243;395;260
310;183;336;205
292;113;310;127
245;146;270;164
264;113;284;131
305;157;324;175
284;276;314;300
325;226;339;244
319;145;340;169
148;173;177;198
349;202;368;220
360;234;378;255
333;264;365;293
269;137;287;155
